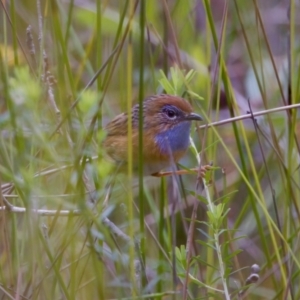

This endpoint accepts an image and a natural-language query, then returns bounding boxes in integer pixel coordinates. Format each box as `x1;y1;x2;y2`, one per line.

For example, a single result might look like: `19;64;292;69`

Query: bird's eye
163;107;178;119
167;109;176;118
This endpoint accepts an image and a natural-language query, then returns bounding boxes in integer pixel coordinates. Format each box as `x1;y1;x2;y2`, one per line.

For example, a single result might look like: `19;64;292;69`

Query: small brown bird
103;94;203;176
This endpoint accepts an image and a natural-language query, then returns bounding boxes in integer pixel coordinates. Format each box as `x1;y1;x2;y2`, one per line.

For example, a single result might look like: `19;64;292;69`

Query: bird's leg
151;165;211;178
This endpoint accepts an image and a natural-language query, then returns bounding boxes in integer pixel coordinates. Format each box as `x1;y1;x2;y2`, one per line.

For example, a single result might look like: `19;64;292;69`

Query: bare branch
198;103;300;129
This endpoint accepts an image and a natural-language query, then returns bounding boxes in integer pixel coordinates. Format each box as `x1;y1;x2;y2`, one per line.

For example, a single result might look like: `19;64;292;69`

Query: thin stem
198;103;300;130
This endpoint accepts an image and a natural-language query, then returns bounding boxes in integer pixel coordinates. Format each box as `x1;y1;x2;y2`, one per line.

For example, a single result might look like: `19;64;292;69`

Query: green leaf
196;239;216;251
193;256;219;271
186;90;204;101
223;249;243;262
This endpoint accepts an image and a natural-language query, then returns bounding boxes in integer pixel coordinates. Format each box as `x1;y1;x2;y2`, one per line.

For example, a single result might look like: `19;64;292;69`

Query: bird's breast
154;121;191;157
103;121;192;176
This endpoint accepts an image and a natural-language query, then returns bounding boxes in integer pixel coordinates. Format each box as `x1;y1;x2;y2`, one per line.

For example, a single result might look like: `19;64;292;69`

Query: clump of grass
1;1;300;299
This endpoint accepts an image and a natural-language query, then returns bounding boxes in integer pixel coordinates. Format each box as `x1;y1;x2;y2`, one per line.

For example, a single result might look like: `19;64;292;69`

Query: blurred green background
0;0;300;299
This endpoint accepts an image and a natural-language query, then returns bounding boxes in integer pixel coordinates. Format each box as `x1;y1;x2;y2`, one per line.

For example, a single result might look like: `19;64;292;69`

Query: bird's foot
197;164;212;179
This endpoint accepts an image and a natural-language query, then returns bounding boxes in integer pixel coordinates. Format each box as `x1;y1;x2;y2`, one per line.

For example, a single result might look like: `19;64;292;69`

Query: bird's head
132;94;202;155
132;94;202;129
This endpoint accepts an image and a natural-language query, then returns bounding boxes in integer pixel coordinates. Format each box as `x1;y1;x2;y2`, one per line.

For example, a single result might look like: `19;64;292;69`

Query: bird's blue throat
155;121;191;155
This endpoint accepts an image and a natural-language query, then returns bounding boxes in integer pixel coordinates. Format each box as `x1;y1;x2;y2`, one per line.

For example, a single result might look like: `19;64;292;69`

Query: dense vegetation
0;1;299;299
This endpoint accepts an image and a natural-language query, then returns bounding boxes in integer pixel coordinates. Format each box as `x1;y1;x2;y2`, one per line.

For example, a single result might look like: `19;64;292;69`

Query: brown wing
105;112;128;137
103;112;138;163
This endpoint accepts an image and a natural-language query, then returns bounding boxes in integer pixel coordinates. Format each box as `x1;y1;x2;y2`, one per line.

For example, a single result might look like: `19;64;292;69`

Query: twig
198;103;300;130
0;205;82;216
102;217;131;243
26;25;36;67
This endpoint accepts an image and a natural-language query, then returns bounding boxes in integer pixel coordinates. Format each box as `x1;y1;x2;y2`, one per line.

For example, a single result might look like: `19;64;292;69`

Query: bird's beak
185;112;203;121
